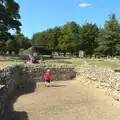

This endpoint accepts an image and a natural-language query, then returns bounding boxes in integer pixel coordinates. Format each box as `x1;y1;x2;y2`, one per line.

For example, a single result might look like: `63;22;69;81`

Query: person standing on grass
44;69;51;87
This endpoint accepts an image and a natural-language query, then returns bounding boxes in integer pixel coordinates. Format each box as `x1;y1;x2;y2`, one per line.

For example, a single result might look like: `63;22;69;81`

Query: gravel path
8;78;120;120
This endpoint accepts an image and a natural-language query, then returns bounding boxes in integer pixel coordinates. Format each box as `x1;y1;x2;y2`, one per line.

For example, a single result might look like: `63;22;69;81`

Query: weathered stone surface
3;62;120;118
0;64;76;118
76;64;120;90
75;64;120;101
22;64;76;82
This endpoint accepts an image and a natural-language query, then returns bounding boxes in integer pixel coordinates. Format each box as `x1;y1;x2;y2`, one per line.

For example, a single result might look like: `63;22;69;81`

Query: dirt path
9;77;120;120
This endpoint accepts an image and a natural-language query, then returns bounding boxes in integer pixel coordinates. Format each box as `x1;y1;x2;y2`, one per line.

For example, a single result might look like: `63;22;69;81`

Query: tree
14;34;24;47
31;27;62;54
13;34;31;54
0;0;21;34
0;40;6;54
96;14;120;56
80;23;99;57
6;39;14;54
22;37;31;50
52;26;62;51
0;0;21;54
58;35;71;56
32;31;53;55
58;21;80;56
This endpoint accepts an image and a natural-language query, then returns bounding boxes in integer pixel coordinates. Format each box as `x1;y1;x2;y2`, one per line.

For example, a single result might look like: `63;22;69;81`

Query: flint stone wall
23;64;76;82
0;65;23;119
0;64;76;119
76;64;120;91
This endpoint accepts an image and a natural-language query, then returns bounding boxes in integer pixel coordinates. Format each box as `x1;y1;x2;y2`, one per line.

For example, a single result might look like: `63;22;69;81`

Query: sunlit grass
86;59;120;68
0;57;119;69
0;61;23;66
45;58;84;66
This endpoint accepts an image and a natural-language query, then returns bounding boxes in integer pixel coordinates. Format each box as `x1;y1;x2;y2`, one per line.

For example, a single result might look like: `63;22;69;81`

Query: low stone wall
0;65;23;119
23;64;76;82
0;64;76;119
76;64;120;100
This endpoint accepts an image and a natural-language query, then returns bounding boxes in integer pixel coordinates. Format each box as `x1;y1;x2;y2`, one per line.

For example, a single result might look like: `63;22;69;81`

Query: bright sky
16;0;120;38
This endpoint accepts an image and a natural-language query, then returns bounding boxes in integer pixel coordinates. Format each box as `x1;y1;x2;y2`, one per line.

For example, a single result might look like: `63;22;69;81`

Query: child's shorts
45;79;50;83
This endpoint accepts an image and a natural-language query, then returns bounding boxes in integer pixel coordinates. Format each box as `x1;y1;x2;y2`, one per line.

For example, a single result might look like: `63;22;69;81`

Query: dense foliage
32;13;120;57
0;0;31;55
0;1;120;57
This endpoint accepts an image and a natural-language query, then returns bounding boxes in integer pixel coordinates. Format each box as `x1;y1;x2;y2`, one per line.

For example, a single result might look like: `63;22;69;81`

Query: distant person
39;59;45;64
42;59;45;64
39;59;41;64
44;69;51;87
31;57;35;63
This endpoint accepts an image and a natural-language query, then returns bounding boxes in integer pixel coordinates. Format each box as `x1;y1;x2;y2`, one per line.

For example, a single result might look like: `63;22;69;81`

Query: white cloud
79;3;91;8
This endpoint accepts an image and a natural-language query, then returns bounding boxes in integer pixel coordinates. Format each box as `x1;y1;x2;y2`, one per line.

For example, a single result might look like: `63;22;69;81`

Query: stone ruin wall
0;64;76;119
1;63;120;118
76;64;120;100
0;65;23;119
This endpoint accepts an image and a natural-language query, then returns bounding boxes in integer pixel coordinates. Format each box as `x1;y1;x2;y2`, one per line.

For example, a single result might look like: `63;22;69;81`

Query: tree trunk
63;51;66;57
58;52;60;56
75;52;79;58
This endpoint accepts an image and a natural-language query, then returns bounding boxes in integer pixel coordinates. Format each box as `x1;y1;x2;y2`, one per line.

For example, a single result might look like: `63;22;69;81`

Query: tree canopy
0;0;23;55
0;0;21;34
1;3;120;58
31;14;120;57
96;14;120;56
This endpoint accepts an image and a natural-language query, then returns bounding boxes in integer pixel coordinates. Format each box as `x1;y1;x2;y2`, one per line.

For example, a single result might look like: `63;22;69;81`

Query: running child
44;69;51;87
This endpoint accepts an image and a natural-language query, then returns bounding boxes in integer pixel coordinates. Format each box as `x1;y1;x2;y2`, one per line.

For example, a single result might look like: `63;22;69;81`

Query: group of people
29;55;51;87
28;55;45;64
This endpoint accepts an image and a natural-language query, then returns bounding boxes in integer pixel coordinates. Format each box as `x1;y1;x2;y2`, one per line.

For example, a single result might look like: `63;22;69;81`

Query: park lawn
45;60;72;65
45;58;84;66
87;59;120;68
1;58;119;69
0;61;23;66
71;58;84;66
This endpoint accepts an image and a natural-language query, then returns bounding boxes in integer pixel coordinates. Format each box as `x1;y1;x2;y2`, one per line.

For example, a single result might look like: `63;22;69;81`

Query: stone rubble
75;64;120;101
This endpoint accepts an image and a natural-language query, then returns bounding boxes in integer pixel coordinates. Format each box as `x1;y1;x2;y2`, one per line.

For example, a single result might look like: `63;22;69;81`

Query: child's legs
44;80;47;85
48;80;50;86
47;80;50;86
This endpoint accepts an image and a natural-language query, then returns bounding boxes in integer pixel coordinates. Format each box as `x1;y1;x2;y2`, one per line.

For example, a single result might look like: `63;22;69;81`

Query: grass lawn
86;59;120;68
45;58;120;68
45;58;84;66
0;58;120;69
0;61;23;66
70;58;84;66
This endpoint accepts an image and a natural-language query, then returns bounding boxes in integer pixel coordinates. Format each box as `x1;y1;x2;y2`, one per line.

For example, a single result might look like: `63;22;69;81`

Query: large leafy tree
80;23;99;57
58;21;80;56
13;34;31;54
6;39;14;54
32;31;52;50
22;37;31;50
0;0;21;34
96;14;120;56
32;27;62;54
0;0;22;54
52;26;62;51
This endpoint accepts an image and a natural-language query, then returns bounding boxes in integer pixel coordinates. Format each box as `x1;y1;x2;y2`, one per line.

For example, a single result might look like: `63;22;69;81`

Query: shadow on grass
2;81;36;120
